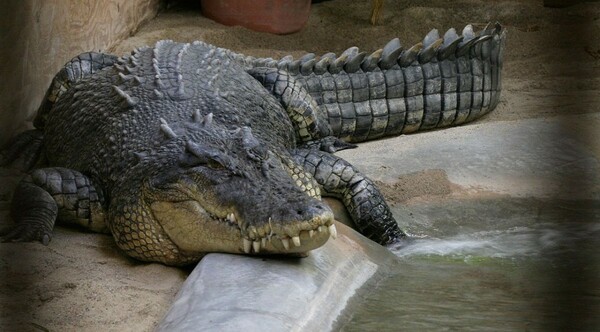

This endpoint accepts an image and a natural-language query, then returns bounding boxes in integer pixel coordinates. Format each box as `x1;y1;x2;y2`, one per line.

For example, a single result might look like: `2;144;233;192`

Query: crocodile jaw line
150;200;335;255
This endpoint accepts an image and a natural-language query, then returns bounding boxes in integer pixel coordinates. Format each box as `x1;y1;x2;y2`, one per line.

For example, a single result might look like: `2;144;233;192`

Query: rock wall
0;0;163;145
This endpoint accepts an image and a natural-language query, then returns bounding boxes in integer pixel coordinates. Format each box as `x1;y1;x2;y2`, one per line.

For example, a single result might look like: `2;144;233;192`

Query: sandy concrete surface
1;0;599;330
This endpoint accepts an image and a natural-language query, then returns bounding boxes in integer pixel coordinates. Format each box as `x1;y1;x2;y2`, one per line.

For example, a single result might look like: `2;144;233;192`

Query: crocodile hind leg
34;51;118;129
1;52;117;169
1;167;107;245
292;148;405;244
248;67;333;142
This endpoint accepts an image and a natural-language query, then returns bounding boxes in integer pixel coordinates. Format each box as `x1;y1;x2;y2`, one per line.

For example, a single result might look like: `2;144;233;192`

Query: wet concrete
157;223;398;331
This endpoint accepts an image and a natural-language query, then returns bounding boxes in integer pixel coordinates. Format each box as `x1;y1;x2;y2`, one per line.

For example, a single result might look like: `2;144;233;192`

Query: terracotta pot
200;0;311;35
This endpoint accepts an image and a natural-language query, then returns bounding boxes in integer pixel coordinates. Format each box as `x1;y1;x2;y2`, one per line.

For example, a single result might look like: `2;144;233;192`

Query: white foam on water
391;222;599;260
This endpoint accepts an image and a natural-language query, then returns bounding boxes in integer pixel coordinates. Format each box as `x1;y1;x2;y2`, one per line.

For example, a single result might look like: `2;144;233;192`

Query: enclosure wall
0;0;163;145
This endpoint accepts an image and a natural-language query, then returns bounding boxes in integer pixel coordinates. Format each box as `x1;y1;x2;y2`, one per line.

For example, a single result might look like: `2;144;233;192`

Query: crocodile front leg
292;148;405;244
1;167;107;244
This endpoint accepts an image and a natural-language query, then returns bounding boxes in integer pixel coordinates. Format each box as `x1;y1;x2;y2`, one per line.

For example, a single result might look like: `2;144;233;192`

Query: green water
337;198;600;331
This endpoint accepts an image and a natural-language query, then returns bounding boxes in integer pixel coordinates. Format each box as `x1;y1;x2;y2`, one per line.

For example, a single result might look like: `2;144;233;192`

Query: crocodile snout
230;198;336;254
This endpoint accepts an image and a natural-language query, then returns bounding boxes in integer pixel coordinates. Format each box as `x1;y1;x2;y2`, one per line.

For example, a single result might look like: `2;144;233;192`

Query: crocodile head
117;113;335;263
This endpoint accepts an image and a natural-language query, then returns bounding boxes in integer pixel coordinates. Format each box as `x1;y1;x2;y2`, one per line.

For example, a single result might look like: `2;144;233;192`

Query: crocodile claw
0;224;52;246
281;238;290;250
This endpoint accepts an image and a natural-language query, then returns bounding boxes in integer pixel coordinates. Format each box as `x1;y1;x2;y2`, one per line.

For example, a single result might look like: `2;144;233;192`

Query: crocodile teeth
318;225;326;233
249;226;258;239
328;224;338;239
267;217;274;238
261;237;267;248
309;230;315;238
252;240;261;253
292;236;301;247
227;213;236;223
243;238;252;253
281;238;290;250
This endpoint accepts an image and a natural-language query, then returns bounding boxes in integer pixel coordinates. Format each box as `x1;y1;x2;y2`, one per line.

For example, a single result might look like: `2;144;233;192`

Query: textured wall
0;0;163;145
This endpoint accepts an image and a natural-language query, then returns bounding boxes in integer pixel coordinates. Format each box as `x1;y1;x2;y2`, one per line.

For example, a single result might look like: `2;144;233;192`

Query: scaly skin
0;24;505;265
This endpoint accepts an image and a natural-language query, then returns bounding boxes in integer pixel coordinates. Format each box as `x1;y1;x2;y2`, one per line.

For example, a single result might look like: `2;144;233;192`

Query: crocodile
1;24;505;266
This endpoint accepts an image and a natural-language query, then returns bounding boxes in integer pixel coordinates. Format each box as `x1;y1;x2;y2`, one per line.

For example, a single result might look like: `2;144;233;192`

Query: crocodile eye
180;151;227;170
206;156;226;170
181;140;229;170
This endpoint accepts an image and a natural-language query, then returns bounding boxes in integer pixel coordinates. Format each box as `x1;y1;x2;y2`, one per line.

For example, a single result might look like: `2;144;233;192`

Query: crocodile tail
262;23;506;142
34;52;118;129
